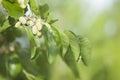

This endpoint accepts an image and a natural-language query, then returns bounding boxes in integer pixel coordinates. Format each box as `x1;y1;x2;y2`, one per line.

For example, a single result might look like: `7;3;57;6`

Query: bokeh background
40;0;120;80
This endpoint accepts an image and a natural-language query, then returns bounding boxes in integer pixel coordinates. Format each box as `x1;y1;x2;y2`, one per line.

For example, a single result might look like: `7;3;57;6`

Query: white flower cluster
15;15;43;37
15;4;52;37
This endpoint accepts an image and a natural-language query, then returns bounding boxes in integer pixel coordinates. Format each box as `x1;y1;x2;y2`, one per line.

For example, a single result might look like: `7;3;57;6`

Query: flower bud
32;26;38;35
9;44;15;52
15;21;21;28
19;16;26;25
26;20;34;26
32;18;36;23
17;0;26;8
36;19;41;23
36;22;42;31
20;4;26;8
37;31;42;37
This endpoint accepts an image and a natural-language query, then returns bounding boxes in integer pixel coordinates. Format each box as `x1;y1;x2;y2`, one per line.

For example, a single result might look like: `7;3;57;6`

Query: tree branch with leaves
0;0;91;80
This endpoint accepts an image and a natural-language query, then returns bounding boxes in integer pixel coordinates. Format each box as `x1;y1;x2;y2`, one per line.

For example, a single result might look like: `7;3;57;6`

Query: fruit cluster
15;15;44;37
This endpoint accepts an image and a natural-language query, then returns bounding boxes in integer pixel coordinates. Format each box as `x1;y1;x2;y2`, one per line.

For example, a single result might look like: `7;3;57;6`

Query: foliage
0;0;90;80
33;0;120;80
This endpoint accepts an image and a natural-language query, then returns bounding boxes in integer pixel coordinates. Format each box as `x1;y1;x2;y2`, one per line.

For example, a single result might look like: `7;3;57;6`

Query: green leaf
51;26;61;50
0;20;10;32
6;52;22;78
2;0;24;18
78;36;91;66
36;52;50;79
45;14;58;24
49;19;58;25
25;27;37;60
39;4;49;19
64;46;80;78
29;0;39;15
64;30;80;61
31;46;37;60
22;69;36;80
8;16;16;25
3;27;23;42
59;32;69;57
42;26;59;64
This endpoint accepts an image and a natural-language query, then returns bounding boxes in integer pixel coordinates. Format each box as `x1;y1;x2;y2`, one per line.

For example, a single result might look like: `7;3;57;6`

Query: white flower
27;20;34;26
32;25;38;35
37;31;42;37
19;16;27;25
15;21;21;28
36;22;42;31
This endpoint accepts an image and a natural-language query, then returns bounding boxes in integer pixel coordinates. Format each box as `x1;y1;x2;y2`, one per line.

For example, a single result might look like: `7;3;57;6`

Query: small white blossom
15;21;21;28
32;26;38;35
19;16;27;25
36;22;42;31
27;20;34;26
37;31;42;37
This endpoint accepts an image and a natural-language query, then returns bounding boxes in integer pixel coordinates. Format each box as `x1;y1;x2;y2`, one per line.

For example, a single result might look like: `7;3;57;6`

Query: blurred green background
39;0;120;80
1;0;120;80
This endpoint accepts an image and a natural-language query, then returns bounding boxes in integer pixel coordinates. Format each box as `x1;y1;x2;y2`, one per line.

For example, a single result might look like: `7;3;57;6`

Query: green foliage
29;0;39;15
24;27;37;59
39;4;49;19
6;52;22;78
2;0;24;18
64;46;80;78
64;30;80;61
77;36;91;66
0;0;91;80
0;20;10;32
